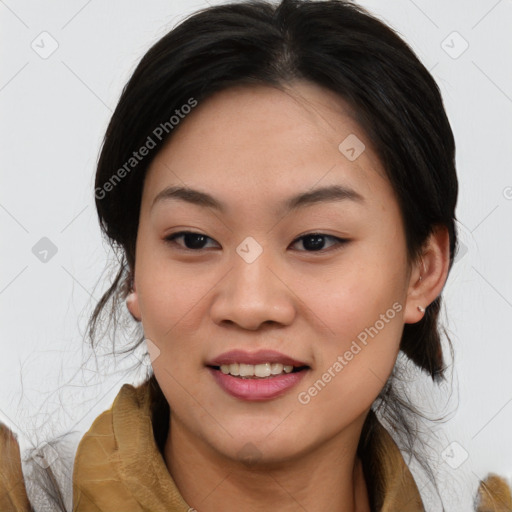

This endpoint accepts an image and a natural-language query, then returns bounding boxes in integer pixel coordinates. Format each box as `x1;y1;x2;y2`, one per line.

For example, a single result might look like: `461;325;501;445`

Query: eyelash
164;231;349;254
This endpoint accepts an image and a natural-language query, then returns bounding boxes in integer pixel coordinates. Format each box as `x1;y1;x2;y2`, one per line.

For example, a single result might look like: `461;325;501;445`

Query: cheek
297;297;404;430
135;247;212;338
298;253;406;403
301;259;406;341
311;286;404;387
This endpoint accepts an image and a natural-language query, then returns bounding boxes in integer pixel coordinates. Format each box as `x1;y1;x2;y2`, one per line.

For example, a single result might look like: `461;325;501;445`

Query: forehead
143;81;393;213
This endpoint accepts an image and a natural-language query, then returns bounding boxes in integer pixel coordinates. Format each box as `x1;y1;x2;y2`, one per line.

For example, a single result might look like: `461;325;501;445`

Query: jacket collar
73;381;424;511
358;409;425;511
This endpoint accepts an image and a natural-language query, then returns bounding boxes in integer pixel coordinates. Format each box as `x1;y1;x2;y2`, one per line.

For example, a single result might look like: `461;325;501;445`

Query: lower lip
208;367;308;401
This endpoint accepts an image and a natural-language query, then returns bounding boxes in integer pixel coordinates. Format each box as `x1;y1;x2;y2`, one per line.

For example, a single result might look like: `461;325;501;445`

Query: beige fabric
0;424;32;512
72;381;425;511
475;474;512;512
72;383;189;512
360;412;425;511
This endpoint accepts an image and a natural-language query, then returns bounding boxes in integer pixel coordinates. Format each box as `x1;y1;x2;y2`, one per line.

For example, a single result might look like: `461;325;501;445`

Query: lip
206;349;310;402
208;367;309;401
207;349;308;367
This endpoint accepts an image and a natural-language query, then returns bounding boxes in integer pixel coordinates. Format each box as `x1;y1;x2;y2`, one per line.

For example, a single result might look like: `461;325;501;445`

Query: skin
127;81;450;511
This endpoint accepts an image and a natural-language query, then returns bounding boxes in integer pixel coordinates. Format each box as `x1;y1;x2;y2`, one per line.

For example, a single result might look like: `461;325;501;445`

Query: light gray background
1;0;511;510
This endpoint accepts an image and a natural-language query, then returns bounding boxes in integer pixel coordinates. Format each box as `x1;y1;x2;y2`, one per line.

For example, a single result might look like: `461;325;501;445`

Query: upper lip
207;349;309;367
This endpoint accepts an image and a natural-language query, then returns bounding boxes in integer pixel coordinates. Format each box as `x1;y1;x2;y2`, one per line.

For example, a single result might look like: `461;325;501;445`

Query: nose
209;245;296;331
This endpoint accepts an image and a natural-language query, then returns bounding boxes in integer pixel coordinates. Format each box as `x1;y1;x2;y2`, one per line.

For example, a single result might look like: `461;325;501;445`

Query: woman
2;0;502;510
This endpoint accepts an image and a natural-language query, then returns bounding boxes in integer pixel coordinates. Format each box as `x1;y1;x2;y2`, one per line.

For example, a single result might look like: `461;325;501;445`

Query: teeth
271;363;284;375
218;362;299;378
239;364;254;377
254;363;271;378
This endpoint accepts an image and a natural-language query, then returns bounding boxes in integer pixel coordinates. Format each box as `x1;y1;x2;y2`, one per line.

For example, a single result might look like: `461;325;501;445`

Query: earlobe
126;282;142;321
404;225;450;324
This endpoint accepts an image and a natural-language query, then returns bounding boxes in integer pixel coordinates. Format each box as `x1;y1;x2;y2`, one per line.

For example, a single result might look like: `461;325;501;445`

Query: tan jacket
1;380;509;511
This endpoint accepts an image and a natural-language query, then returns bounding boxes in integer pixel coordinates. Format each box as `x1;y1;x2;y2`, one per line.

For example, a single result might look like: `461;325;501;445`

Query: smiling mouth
208;363;310;379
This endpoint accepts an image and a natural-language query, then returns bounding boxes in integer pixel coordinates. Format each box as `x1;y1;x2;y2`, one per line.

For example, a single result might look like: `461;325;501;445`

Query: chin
228;439;308;469
202;422;314;468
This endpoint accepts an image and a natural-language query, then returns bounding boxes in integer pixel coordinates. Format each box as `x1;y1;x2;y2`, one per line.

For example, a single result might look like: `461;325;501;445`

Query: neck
164;414;371;512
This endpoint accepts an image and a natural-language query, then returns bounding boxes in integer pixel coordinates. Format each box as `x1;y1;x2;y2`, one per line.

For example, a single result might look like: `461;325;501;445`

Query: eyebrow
151;184;364;214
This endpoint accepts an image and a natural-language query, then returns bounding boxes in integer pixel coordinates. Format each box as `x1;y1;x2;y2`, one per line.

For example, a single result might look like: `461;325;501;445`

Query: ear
126;279;142;321
404;225;451;324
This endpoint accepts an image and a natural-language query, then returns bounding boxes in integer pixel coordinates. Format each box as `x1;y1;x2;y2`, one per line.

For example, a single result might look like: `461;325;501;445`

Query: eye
290;233;348;253
164;231;219;250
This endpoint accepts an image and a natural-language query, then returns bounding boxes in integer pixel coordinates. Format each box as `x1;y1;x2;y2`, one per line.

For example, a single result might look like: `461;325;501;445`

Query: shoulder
0;384;142;512
26;383;142;511
475;473;512;512
0;422;32;512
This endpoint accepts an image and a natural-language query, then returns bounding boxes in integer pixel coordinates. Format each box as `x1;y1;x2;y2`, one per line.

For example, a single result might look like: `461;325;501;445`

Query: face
128;81;419;465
